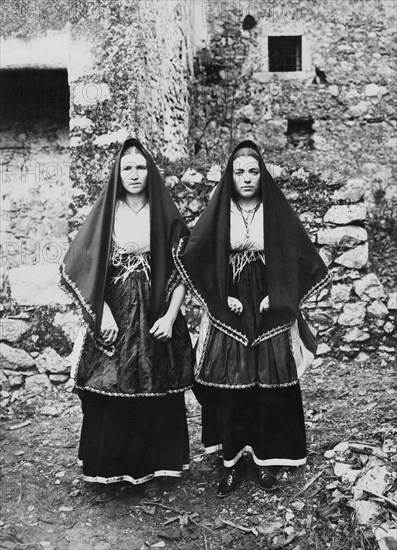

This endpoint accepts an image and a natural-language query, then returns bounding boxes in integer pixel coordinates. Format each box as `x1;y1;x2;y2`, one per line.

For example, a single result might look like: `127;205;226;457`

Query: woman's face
120;151;148;197
232;156;260;200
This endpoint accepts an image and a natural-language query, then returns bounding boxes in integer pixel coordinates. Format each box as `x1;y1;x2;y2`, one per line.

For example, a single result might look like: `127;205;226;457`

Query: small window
268;36;302;72
286;118;315;149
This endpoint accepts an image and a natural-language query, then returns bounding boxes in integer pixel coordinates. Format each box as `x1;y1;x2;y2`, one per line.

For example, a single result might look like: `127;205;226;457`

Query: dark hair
122;145;145;158
233;146;260;162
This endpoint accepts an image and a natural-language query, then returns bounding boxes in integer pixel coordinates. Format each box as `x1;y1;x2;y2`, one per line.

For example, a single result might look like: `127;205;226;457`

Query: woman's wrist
163;311;177;324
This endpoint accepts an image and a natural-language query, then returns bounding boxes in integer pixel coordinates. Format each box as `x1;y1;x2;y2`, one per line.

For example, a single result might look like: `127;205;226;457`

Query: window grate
268;36;302;72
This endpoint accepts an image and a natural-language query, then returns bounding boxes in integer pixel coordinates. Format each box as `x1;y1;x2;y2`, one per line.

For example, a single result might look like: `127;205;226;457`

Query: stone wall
167;162;397;364
0;67;73;314
1;0;396;400
0;0;198;398
192;0;397;215
187;0;397;362
69;0;194;213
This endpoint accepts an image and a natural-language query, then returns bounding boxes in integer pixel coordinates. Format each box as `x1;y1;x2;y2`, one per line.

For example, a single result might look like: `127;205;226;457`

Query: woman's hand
149;315;174;342
228;296;243;315
100;302;118;344
259;296;270;313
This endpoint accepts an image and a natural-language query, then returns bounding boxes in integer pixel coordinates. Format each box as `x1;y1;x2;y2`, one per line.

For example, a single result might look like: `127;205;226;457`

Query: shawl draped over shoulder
59;138;190;337
174;140;331;347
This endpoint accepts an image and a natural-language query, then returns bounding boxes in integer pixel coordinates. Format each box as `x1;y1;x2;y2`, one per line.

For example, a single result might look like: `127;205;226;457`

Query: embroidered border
60;261;191;395
195;320;213;376
173;238;249;346
300;270;333;307
165;268;181;303
59;264;96;323
252;321;293;346
195;317;300;387
194;377;299;389
74;384;193;398
174;238;332;348
60;268;118;359
252;270;332;346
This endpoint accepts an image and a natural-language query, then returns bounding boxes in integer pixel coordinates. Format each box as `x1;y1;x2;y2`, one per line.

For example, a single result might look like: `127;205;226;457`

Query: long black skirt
78;390;190;484
194;255;306;467
194;382;306;467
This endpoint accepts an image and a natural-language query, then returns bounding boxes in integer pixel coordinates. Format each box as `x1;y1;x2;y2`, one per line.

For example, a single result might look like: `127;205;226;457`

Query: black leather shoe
216;467;240;498
258;467;280;491
94;484;115;504
143;479;162;502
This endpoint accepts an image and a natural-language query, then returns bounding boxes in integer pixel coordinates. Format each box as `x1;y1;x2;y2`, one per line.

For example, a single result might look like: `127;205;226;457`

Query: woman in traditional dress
174;140;331;497
60;138;193;503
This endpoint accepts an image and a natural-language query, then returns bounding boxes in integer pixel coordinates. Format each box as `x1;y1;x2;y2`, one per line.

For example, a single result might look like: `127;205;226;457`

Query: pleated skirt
78;390;190;484
194;383;306;467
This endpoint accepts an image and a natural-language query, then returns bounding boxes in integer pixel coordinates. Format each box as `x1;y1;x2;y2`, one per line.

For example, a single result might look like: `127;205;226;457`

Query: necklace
235;200;261;240
123;198;148;215
238;203;261;214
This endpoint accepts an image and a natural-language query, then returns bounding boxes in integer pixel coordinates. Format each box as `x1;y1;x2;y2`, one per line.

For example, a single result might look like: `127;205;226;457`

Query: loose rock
0;343;36;371
348;100;371;118
165;175;179;188
332;179;366;203
188;199;202;213
354;274;387;302
367;300;389;319
207;164;222;182
0;318;30;343
324;204;367;224
317;225;367;245
338;302;366;326
8;373;24;387
331;284;352;304
25;374;52;394
335;243;368;269
387;292;397;310
36;347;71;375
343;327;370;343
350;500;383;525
181;168;203;185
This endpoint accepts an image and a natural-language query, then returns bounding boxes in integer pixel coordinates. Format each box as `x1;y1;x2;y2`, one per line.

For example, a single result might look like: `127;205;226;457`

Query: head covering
60;138;189;334
174;140;331;346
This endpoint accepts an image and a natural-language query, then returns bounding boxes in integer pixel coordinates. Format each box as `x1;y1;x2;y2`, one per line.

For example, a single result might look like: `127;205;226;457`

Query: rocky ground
1;353;396;550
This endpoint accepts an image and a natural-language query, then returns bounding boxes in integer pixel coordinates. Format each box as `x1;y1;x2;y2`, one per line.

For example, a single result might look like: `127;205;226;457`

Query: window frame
268;35;303;73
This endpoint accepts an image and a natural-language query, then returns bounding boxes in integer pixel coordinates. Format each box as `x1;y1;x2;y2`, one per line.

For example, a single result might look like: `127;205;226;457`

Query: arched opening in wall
286;118;315;149
0;68;71;279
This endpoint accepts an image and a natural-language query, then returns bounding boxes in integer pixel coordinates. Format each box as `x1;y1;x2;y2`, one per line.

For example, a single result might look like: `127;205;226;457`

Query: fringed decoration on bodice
229;249;266;283
111;243;151;283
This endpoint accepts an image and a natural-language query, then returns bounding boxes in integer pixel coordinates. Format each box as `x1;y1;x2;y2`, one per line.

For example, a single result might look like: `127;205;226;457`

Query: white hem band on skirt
205;444;307;468
79;464;190;485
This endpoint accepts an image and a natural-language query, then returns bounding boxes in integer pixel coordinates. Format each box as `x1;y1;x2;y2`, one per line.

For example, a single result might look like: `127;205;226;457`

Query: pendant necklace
123;198;148;215
235;200;261;240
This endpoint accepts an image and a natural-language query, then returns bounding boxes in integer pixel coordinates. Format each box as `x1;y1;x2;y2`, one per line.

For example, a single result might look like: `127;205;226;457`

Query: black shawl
174;140;331;346
60;138;189;335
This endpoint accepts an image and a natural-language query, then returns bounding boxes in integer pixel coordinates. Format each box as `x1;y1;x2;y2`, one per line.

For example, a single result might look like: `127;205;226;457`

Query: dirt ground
1;354;396;550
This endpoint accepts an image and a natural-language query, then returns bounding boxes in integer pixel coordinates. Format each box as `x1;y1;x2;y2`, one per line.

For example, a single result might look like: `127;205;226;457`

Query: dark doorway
0;69;69;130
